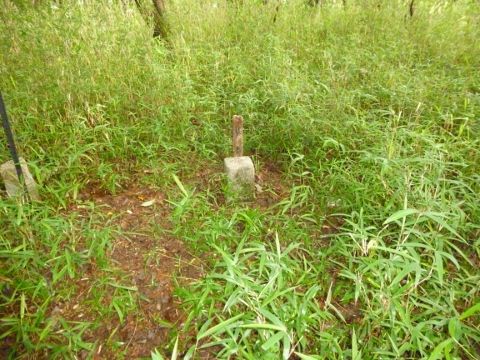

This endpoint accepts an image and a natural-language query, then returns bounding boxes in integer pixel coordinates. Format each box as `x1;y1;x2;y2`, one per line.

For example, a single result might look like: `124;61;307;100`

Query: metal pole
0;92;25;184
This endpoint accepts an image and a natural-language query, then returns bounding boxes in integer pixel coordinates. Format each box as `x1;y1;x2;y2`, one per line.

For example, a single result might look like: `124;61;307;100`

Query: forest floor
1;1;479;359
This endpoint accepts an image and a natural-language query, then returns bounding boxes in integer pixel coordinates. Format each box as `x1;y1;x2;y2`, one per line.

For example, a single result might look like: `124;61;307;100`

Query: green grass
1;0;479;358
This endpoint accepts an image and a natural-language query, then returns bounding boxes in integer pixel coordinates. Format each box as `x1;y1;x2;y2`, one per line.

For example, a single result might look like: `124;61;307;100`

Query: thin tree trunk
151;0;168;38
134;0;168;39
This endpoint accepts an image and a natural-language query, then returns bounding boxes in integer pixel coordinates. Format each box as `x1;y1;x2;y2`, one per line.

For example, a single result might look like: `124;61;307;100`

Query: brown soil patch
254;162;288;209
319;214;345;240
5;162;291;359
59;184;204;359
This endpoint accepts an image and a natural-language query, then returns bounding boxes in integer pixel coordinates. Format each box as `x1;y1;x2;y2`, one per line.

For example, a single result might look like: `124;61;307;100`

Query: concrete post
224;115;255;196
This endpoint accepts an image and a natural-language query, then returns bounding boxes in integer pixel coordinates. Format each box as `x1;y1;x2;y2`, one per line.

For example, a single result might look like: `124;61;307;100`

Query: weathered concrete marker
1;157;40;201
224;115;255;196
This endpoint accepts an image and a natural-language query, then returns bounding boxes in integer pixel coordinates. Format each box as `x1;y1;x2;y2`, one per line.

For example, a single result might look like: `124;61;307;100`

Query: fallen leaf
141;199;156;207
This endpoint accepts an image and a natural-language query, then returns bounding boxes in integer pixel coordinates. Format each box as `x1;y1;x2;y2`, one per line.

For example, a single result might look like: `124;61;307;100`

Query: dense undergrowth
1;0;479;358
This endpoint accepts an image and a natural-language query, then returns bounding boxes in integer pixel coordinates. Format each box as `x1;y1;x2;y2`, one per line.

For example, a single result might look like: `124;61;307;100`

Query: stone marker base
0;157;40;201
224;156;255;199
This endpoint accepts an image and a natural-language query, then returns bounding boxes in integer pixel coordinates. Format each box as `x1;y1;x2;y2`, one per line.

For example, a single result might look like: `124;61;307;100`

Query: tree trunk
134;0;168;39
152;0;168;38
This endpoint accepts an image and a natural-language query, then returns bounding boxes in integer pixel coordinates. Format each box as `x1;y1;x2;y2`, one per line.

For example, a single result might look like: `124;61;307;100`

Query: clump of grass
0;200;119;356
171;196;479;358
178;235;335;359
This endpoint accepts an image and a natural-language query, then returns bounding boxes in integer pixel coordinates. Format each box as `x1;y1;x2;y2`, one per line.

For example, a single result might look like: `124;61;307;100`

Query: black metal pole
0;92;24;183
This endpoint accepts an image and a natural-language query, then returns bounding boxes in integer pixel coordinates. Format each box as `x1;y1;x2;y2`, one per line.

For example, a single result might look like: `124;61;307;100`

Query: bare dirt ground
57;184;205;359
60;163;289;359
2;162;325;359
